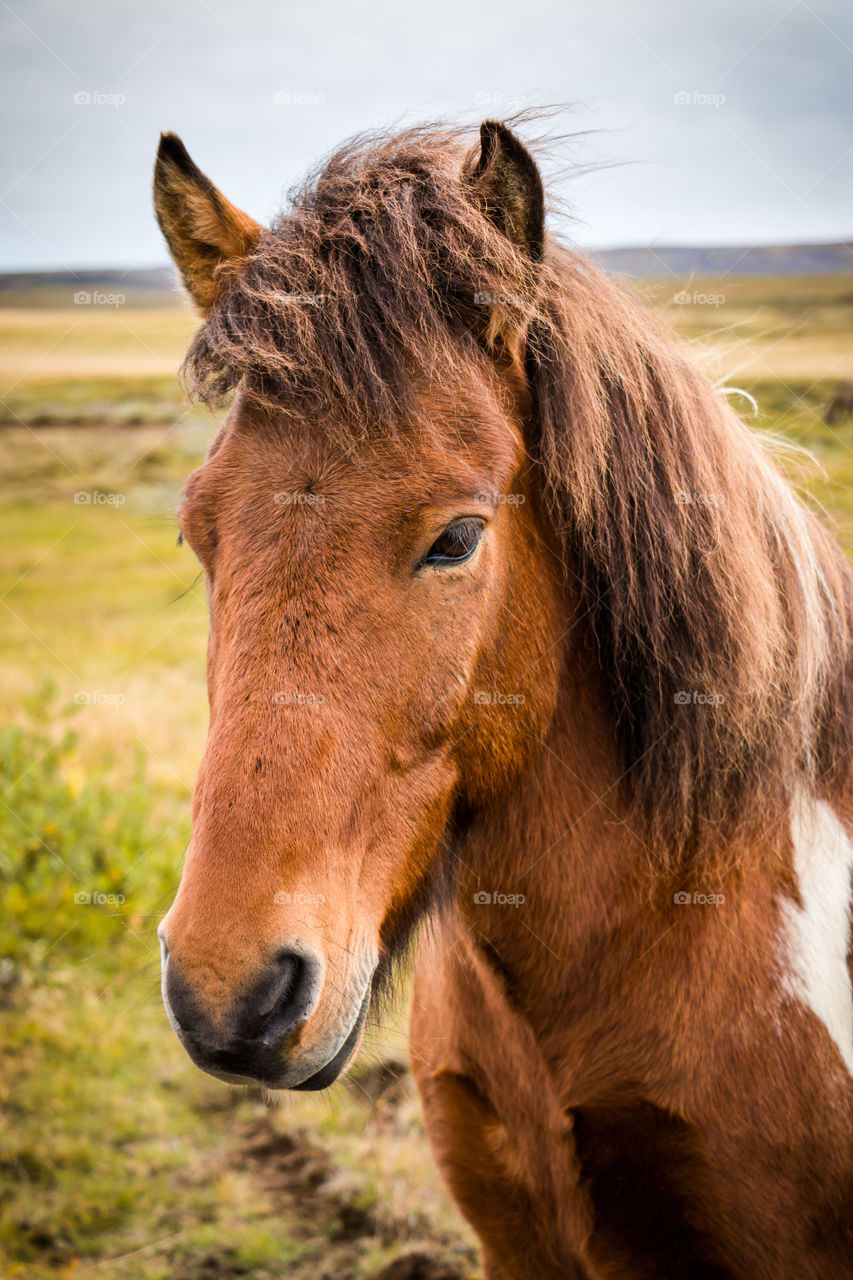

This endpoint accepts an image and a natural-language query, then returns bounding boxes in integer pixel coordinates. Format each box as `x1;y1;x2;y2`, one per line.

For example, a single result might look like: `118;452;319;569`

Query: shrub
0;685;186;971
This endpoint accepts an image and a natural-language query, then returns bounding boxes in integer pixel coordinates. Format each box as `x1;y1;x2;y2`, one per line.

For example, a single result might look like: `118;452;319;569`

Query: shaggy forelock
182;122;539;434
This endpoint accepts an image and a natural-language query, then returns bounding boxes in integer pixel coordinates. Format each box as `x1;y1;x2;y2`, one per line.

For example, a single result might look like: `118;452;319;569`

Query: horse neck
452;637;644;977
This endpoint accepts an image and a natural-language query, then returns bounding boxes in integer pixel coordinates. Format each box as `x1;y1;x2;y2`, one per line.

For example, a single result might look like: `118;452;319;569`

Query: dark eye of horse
420;518;484;569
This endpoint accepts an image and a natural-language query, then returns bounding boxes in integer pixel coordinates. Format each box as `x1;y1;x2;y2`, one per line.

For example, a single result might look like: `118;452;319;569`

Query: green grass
0;460;212;787
0;376;186;427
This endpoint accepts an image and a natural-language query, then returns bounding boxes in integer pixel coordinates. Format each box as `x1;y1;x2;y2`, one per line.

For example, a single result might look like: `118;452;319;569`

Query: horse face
158;384;562;1088
153;125;560;1089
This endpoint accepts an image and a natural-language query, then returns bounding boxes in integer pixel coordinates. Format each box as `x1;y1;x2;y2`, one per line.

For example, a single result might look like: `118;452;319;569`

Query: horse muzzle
158;931;372;1089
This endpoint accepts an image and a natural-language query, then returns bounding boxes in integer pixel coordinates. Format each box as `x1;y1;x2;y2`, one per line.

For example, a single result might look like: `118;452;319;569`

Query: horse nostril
236;951;307;1042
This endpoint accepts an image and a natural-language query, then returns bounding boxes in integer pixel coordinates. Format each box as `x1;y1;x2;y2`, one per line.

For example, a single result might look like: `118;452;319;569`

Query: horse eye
420;518;484;568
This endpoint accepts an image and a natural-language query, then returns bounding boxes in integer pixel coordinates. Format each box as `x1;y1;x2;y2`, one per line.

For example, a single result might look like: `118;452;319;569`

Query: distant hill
0;242;851;306
0;267;178;308
592;241;853;279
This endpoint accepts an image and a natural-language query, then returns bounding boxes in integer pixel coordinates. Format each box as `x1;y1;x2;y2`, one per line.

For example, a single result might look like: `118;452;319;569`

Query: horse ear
467;121;545;263
153;133;262;314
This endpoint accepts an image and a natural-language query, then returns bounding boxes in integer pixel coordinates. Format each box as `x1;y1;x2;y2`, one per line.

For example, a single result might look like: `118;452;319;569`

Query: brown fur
154;121;853;1278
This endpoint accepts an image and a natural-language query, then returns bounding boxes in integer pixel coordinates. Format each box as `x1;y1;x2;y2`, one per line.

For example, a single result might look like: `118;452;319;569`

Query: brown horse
154;120;853;1278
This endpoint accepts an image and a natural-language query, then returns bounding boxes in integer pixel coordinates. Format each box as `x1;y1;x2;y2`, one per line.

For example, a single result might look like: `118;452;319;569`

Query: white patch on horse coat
782;797;853;1073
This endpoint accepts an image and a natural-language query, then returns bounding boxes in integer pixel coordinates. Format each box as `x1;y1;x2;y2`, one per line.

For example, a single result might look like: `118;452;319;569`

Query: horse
153;120;853;1278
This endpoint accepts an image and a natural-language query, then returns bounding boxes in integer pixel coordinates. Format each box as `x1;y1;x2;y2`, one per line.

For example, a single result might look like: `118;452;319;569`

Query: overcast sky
1;0;851;270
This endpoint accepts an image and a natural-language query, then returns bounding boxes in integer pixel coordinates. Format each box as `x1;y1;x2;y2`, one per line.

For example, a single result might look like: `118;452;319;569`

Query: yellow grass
0;307;199;386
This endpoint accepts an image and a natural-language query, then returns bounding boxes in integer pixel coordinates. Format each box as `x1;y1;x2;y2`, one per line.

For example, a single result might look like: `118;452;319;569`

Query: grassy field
2;272;853;1279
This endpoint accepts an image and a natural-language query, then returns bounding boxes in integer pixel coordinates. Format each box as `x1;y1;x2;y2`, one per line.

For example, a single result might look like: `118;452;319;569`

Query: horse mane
181;121;853;869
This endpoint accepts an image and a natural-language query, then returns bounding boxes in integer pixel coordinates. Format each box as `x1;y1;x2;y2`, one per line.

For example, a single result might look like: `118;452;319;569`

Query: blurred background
1;1;851;1277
